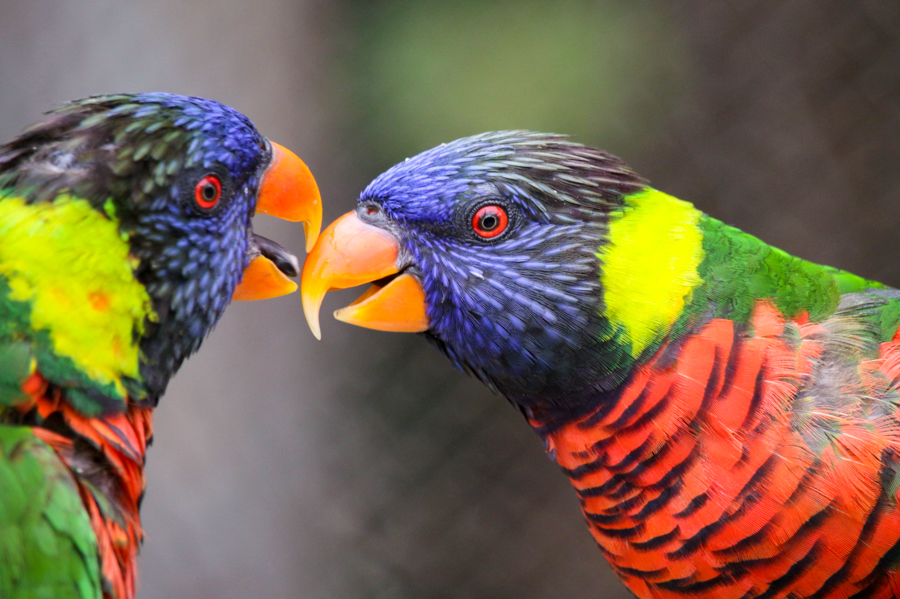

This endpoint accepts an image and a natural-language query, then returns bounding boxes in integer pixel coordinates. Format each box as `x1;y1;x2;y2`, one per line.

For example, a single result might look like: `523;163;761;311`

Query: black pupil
202;183;217;201
480;213;498;230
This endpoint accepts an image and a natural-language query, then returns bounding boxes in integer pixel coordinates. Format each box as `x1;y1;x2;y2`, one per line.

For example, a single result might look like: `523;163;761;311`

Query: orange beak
233;142;322;302
301;211;430;339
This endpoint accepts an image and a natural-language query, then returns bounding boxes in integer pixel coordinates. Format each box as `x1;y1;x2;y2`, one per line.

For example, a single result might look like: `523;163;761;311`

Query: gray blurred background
1;1;899;597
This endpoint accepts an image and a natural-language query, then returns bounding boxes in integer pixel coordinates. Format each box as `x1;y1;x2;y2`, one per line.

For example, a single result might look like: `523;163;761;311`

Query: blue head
307;131;646;419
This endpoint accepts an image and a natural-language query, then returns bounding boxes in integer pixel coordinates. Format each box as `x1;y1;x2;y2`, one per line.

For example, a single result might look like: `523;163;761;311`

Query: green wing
0;425;101;599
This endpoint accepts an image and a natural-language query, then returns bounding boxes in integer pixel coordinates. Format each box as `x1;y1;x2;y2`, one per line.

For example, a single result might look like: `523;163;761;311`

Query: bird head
302;131;657;416
0;93;322;404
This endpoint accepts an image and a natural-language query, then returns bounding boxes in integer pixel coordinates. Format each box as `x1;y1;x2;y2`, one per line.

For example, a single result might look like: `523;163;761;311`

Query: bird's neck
129;214;251;404
497;191;882;426
594;189;882;366
595;189;706;361
0;193;155;413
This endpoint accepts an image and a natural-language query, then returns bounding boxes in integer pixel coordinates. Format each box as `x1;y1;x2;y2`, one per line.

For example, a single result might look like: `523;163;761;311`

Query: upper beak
233;141;322;302
301;210;429;339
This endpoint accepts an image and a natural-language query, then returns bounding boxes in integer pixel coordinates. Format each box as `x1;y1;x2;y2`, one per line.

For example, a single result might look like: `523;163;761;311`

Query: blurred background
2;1;899;597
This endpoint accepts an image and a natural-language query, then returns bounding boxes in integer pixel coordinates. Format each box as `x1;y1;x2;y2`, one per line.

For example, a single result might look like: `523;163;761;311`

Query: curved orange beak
301;211;430;339
233;141;322;302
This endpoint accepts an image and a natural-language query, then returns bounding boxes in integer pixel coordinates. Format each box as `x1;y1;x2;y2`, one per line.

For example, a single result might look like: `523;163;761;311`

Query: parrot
301;131;900;599
0;92;322;599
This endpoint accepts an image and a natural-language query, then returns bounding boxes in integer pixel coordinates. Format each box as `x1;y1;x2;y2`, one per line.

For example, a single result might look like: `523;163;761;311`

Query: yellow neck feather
597;188;704;358
0;194;154;396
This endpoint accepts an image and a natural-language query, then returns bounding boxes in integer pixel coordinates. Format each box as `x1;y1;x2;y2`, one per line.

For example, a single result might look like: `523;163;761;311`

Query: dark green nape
0;341;32;406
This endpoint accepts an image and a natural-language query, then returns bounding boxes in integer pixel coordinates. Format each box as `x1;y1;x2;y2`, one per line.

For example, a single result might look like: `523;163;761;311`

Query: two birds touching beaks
4;93;900;599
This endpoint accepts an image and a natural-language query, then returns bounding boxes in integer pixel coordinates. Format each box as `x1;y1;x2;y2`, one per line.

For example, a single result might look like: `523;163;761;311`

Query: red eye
194;175;221;209
472;205;508;239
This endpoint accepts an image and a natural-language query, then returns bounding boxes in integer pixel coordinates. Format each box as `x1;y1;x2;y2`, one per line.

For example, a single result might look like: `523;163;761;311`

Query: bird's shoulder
0;190;154;416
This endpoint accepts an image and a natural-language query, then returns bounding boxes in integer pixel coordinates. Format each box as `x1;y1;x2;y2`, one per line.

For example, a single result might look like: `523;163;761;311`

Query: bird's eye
472;205;508;239
194;175;222;210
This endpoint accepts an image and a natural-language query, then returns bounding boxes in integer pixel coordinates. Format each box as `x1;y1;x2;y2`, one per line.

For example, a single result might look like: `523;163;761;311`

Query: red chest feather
531;302;900;599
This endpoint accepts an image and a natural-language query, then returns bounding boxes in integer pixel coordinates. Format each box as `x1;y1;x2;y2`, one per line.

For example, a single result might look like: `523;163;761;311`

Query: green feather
671;215;886;339
0;426;101;599
0;341;33;406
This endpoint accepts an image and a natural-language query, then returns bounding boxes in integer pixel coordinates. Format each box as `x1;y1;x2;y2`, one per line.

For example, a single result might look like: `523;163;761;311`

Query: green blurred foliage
347;0;690;167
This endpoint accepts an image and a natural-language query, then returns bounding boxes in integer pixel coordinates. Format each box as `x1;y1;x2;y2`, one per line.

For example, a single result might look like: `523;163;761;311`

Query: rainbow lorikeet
302;131;900;599
0;93;322;599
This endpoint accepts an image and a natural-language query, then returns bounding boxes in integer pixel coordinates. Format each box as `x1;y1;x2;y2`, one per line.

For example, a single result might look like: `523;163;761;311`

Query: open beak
233;142;322;301
301;211;429;339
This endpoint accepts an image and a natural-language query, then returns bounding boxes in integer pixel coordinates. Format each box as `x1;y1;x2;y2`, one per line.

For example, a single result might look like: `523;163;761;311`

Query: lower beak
233;234;300;301
233;141;322;302
300;211;430;339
